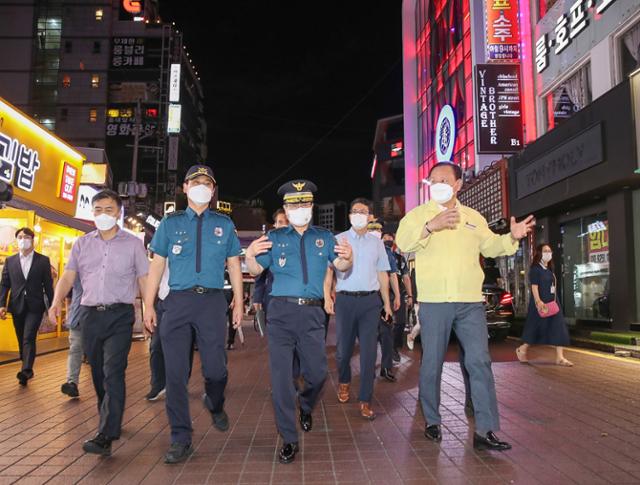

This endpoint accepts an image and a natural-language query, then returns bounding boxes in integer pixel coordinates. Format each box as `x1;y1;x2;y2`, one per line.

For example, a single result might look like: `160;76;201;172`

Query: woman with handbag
516;243;573;366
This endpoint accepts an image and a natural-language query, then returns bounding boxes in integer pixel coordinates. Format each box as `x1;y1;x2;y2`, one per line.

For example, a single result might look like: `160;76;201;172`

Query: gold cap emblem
292;182;306;192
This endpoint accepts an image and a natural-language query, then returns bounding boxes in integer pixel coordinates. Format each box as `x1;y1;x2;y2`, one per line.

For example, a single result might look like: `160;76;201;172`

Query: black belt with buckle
87;303;132;312
338;290;379;297
184;286;221;295
276;297;323;307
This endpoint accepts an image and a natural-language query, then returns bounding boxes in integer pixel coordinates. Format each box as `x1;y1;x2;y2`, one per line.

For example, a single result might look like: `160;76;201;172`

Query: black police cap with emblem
277;179;317;204
185;164;216;184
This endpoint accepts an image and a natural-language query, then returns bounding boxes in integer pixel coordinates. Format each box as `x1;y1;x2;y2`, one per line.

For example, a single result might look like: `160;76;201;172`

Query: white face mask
17;239;32;251
287;207;312;227
370;231;382;239
350;213;368;230
542;252;553;263
430;182;454;204
187;185;213;205
94;213;118;231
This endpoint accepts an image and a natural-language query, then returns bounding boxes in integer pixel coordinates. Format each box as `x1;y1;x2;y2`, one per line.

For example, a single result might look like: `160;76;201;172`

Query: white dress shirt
19;251;34;280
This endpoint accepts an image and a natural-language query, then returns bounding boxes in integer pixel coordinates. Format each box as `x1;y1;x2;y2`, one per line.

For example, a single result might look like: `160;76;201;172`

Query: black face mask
384;240;394;248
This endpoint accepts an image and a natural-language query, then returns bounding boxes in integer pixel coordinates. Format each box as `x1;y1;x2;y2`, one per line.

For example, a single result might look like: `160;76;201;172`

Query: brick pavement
0;320;638;484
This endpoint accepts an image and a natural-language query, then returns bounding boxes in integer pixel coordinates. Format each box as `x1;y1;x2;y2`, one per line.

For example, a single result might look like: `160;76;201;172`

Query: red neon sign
59;162;78;203
486;0;520;61
122;0;143;15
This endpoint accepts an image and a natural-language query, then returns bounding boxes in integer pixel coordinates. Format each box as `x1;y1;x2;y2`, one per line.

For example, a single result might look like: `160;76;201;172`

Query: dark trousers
12;311;43;373
149;300;166;392
393;297;406;351
267;299;327;444
161;290;228;445
378;319;393;370
336;293;381;402
80;304;135;439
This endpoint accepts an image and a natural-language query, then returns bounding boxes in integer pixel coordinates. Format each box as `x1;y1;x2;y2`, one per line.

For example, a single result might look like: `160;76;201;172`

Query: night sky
160;1;403;215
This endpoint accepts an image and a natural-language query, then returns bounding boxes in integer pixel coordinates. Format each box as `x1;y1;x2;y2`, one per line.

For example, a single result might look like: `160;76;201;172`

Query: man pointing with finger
396;161;535;452
143;165;243;464
245;179;353;464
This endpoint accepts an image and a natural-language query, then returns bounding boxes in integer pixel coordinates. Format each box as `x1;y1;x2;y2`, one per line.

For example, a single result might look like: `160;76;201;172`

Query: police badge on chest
278;255;286;267
172;244;182;255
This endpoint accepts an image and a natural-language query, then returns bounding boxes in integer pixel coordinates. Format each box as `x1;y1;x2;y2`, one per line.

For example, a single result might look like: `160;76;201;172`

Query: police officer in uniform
245;180;353;464
143;165;244;464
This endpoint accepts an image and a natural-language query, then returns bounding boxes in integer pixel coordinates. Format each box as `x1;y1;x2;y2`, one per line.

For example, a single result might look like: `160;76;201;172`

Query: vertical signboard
475;64;523;153
167;104;181;134
169;64;181;102
486;0;520;61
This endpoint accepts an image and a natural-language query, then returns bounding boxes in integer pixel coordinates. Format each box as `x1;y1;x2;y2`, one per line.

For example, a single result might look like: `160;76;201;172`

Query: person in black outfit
0;227;54;386
516;243;572;366
483;258;503;287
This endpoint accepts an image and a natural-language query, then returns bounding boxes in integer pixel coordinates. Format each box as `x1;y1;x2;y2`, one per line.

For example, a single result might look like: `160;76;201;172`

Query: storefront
0;97;87;351
509;77;640;330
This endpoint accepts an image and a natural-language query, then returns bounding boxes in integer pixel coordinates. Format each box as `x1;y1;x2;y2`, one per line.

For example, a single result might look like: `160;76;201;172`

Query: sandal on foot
515;347;528;363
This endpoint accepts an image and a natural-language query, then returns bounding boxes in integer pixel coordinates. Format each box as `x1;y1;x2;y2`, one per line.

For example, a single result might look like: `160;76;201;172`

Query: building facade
0;0;207;215
372;115;405;233
509;0;640;330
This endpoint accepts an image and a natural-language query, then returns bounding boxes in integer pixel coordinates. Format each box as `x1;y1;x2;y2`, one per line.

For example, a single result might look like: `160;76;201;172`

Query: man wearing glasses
245;179;353;464
329;198;392;420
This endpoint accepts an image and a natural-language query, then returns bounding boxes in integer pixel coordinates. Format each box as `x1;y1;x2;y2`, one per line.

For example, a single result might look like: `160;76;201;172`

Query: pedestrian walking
245;179;353;464
49;189;149;456
332;197;393;420
516;243;573;366
0;227;54;386
143;165;244;464
368;219;400;382
396;161;535;451
60;276;83;398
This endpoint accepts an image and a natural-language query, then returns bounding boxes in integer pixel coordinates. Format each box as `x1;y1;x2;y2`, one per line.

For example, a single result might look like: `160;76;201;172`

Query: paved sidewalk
0;321;638;484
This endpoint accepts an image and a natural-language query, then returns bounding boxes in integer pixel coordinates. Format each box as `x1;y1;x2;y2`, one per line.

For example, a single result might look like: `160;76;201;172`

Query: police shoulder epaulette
211;209;232;220
311;225;332;235
165;210;185;218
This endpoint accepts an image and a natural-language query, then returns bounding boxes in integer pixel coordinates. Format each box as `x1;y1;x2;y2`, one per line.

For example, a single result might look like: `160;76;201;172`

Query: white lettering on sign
535;0;616;73
0;131;41;192
169;64;181;103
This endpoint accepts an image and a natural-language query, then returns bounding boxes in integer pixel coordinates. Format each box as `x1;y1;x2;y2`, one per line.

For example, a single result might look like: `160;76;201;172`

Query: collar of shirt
283;224;316;236
185;206;211;220
348;227;368;239
91;227;127;240
19;251;34;261
437;200;460;212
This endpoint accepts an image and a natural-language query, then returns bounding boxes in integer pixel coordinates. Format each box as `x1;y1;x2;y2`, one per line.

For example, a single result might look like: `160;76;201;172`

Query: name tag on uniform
172;244;182;255
550;285;556;294
464;222;477;230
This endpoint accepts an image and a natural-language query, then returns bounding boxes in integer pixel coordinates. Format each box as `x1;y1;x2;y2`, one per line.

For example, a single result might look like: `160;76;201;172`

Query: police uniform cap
367;218;384;231
277;179;317;204
185;165;216;184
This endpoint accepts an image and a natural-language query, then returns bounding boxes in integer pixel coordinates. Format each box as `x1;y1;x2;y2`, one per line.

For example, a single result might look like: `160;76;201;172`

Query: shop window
95;9;103;21
91;74;100;88
544;64;591;131
620;22;640;79
89;108;97;123
561;214;610;321
62;74;71;88
92;41;101;54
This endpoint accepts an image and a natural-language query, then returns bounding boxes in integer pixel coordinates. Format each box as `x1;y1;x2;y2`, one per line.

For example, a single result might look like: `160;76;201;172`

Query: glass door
560;213;610;322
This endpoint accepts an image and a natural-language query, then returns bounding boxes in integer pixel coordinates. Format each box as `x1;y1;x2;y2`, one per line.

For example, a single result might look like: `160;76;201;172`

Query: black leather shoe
299;409;312;432
17;371;28;386
212;410;230;432
380;368;396;382
164;442;193;464
464;400;474;418
278;442;299;464
82;433;112;456
473;431;512;451
61;382;80;398
424;424;442;442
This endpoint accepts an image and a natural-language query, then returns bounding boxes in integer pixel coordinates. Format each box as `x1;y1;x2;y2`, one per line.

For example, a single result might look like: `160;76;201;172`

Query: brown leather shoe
359;402;376;420
337;383;350;403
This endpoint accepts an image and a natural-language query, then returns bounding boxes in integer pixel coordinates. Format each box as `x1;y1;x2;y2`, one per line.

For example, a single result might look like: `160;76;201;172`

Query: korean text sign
486;0;520;61
0;97;84;216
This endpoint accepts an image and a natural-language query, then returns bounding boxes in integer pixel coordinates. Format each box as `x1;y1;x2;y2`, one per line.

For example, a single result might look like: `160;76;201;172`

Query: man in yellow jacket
396;162;534;451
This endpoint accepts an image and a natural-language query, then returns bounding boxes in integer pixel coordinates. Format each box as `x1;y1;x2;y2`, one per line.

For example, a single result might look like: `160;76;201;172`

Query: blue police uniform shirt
385;246;398;273
149;207;242;290
335;228;390;292
256;225;337;299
